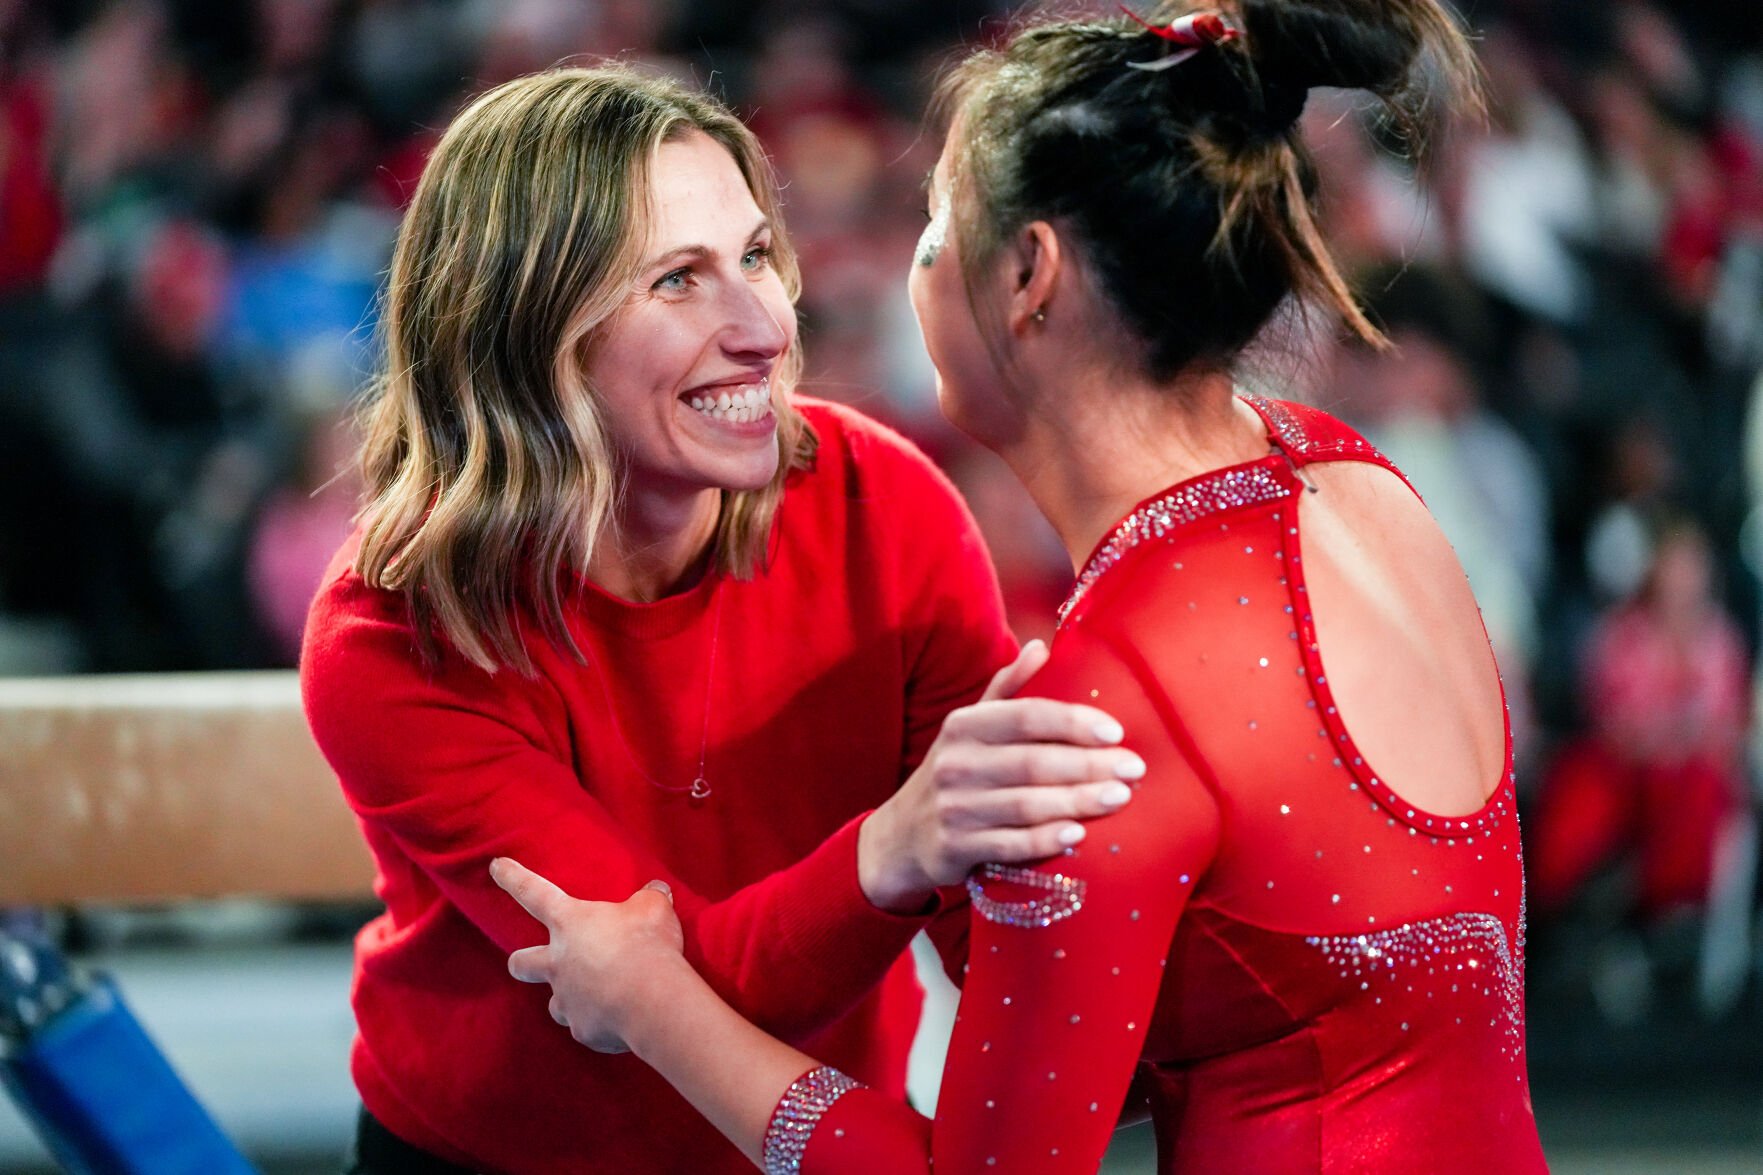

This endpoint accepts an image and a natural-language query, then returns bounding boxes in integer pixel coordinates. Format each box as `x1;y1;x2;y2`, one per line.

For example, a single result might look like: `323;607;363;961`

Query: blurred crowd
3;0;1763;1008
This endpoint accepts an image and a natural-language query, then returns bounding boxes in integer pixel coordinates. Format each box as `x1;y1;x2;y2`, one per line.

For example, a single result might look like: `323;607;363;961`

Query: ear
1005;221;1062;336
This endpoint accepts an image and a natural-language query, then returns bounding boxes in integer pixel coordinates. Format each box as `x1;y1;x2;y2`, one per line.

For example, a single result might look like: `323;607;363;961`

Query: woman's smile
683;374;775;427
584;130;795;501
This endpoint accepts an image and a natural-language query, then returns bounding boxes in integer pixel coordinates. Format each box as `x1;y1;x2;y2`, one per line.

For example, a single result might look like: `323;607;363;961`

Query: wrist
857;806;933;915
623;954;710;1061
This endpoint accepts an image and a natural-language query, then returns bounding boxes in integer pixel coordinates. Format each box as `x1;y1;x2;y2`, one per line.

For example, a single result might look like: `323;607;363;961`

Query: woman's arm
495;627;1220;1172
304;584;1141;1043
489;865;823;1169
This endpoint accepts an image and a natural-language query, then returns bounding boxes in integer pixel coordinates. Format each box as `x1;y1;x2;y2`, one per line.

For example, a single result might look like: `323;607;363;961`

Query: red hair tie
1120;7;1240;71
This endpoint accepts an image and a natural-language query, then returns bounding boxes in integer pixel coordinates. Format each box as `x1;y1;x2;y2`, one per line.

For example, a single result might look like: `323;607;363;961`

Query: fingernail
1058;824;1087;846
1093;719;1125;744
1099;782;1134;806
1114;755;1146;780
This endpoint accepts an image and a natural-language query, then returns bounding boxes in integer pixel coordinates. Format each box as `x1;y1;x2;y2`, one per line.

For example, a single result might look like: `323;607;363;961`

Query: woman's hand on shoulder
858;640;1142;913
491;859;685;1053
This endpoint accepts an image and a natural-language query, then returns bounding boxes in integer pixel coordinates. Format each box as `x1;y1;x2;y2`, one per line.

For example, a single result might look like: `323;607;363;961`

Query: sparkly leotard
773;398;1548;1174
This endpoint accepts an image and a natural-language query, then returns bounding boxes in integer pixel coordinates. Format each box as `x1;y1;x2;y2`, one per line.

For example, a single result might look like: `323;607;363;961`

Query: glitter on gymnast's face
916;185;951;267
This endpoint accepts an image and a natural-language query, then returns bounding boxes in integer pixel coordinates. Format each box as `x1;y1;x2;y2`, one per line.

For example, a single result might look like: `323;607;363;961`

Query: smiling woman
298;64;1143;1175
579;131;796;601
354;71;816;661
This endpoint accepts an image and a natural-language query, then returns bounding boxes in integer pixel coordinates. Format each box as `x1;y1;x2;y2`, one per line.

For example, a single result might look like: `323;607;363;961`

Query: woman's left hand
490;858;685;1053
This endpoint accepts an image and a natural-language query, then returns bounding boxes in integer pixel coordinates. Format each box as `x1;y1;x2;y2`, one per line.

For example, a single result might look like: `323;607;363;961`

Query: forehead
644;131;763;242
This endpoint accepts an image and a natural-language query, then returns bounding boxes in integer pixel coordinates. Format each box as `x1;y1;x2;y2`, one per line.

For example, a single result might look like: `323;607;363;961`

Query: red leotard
784;398;1548;1174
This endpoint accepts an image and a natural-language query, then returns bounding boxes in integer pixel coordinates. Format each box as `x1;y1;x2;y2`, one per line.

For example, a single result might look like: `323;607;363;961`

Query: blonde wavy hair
355;65;816;674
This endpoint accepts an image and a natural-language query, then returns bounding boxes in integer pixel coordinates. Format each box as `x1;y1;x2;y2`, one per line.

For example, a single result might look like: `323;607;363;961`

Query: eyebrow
641;217;772;272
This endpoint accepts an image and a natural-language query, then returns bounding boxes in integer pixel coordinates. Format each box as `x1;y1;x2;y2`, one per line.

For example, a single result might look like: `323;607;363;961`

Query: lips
684;376;772;424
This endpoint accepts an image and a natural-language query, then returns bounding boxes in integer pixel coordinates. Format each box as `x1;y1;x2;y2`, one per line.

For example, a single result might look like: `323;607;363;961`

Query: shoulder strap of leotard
1242;395;1421;499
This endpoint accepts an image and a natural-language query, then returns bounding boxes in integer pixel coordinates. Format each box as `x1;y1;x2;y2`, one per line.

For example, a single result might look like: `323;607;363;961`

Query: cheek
911;262;972;375
607;315;699;394
907;264;930;342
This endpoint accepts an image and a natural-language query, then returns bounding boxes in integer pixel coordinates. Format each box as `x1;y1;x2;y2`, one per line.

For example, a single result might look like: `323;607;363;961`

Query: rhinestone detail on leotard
1059;464;1294;624
762;1066;863;1174
1306;912;1524;1057
968;864;1089;928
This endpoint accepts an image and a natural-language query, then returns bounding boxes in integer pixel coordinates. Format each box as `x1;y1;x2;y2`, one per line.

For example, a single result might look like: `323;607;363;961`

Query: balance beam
0;672;373;906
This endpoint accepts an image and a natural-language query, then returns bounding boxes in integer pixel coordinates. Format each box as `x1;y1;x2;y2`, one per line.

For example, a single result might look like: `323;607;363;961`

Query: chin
714;452;782;494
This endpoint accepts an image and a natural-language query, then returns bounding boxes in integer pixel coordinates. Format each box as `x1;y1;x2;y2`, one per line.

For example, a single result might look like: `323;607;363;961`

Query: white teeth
686;379;772;422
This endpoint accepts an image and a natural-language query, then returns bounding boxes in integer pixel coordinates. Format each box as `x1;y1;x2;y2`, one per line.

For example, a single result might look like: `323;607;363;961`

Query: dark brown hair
939;0;1481;377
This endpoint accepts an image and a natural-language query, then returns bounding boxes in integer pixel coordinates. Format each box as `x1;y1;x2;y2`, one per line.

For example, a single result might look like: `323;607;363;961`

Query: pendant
689;777;712;802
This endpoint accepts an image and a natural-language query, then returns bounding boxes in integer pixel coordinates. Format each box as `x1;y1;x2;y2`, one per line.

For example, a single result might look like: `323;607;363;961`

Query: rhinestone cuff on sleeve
762;1065;863;1175
967;863;1088;927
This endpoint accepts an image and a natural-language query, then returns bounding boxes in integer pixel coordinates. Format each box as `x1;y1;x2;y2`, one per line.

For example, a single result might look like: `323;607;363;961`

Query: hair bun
1240;0;1422;95
1244;75;1309;137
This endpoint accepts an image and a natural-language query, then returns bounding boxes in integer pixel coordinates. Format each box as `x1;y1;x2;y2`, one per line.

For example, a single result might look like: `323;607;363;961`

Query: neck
995;368;1266;572
588;487;723;602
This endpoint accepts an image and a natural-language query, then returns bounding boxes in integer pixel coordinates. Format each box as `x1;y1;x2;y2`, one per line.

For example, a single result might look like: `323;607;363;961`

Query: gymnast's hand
857;639;1143;913
491;858;683;1054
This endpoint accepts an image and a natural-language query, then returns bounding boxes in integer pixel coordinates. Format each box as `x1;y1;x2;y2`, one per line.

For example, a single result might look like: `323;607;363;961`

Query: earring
1032;308;1046;324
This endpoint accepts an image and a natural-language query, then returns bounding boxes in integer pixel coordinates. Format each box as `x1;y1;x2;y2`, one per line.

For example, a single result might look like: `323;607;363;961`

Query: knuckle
945;704;979;737
1023;699;1077;743
1084;750;1120;780
1009;792;1044;825
936;747;978;787
933;791;970;832
987;830;1036;863
1022;750;1065;786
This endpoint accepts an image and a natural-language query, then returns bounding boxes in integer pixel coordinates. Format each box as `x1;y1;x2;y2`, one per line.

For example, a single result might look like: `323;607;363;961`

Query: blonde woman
493;2;1551;1172
299;67;1143;1174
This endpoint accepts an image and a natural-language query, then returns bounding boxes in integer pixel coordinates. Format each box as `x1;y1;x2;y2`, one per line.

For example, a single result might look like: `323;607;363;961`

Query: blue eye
742;245;772;271
654;268;691;291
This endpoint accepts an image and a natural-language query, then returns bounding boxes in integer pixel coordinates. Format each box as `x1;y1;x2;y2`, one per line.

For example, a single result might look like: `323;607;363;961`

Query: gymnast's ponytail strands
941;1;1482;375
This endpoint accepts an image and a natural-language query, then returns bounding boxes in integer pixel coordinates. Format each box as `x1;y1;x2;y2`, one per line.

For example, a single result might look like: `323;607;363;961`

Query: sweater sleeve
855;418;1018;776
301;581;932;1044
778;625;1224;1173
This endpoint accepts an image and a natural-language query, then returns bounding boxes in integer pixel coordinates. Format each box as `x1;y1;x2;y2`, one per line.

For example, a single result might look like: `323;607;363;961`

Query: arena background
1;0;1760;1170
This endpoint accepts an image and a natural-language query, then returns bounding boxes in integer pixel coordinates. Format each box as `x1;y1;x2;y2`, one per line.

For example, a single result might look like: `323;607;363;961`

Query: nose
718;278;790;361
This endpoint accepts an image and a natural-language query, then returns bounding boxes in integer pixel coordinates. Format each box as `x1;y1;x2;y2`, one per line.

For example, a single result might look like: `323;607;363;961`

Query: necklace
587;576;726;804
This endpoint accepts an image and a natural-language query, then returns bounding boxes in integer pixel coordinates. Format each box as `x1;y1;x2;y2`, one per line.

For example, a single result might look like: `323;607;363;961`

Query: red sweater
300;398;1013;1174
